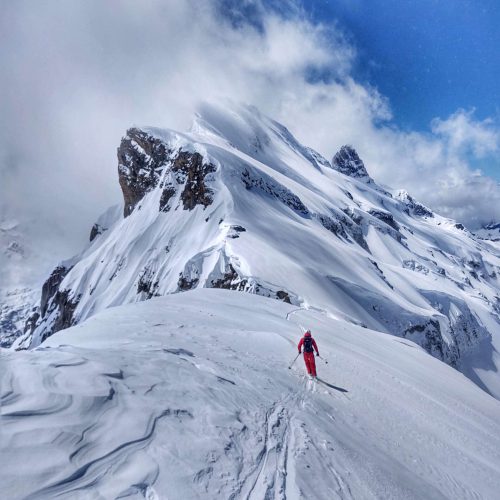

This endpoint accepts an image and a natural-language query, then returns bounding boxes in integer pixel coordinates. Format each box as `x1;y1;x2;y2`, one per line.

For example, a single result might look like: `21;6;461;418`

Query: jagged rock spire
332;145;369;180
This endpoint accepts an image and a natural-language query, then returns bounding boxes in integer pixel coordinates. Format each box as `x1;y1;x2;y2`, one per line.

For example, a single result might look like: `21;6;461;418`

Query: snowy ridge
18;102;500;397
474;222;500;242
2;289;500;498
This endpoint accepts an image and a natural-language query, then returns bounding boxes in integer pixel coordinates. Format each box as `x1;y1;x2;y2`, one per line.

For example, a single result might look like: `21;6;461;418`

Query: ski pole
288;353;300;369
318;355;328;364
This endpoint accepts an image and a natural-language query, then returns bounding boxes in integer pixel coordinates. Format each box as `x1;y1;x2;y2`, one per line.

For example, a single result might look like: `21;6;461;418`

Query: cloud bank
1;0;499;274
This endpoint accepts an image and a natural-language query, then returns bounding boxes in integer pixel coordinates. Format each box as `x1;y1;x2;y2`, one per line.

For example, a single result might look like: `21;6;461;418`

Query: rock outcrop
162;151;217;211
89;223;103;242
241;167;308;216
396;190;434;218
118;128;170;217
119;128;217;217
332;145;370;180
40;265;71;317
23;265;80;344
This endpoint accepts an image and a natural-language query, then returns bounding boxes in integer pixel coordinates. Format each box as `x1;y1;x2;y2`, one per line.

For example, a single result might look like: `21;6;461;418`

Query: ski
316;378;348;393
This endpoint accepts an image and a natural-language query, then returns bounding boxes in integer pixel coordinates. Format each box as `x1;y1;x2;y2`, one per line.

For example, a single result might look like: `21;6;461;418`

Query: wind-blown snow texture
3;103;500;499
2;289;500;499
15;102;500;399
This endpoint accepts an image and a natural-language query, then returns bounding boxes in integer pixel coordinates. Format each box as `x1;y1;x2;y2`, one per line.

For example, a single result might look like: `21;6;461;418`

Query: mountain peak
191;101;331;171
332;145;370;180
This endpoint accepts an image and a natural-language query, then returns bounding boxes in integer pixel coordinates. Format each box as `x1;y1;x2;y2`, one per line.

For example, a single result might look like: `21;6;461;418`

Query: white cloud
350;111;500;227
431;109;500;158
1;0;500;279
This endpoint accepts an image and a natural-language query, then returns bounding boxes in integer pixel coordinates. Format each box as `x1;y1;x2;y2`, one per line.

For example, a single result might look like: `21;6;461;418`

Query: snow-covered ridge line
16;102;500;397
3;289;500;498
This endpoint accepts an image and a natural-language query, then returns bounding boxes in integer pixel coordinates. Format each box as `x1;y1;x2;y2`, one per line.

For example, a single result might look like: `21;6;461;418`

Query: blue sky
301;0;500;179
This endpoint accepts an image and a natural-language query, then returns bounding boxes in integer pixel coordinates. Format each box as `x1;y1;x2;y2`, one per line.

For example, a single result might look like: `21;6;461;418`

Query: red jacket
298;335;319;355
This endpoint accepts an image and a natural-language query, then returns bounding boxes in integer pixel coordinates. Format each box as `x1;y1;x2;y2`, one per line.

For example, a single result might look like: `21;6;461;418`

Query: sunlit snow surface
18;103;500;400
2;289;500;499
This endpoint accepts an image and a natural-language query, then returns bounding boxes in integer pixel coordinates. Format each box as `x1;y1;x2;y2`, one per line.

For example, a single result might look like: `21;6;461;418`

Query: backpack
303;336;314;353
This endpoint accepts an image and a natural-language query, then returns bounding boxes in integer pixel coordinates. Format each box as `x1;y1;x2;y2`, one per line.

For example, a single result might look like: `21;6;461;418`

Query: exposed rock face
227;225;246;239
87;205;122;244
340;208;371;252
90;223;104;242
241;167;308;216
316;214;349;240
370;260;394;290
23;310;39;336
43;290;80;342
364;209;404;244
23;265;80;344
210;264;248;290
169;151;217;211
137;268;160;299
276;290;292;304
118;128;170;217
368;209;400;231
40;266;71;317
159;187;176;212
404;320;448;361
332;146;369;179
316;212;370;252
119;128;217;216
403;259;429;275
178;274;199;291
25;289;80;345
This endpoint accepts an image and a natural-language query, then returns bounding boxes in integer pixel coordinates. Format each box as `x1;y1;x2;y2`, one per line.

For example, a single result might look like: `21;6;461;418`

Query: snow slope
474;222;500;242
2;289;500;499
19;103;500;397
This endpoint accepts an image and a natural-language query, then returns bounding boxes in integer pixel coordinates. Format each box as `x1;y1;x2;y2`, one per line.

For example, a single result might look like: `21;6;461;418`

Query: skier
298;330;319;378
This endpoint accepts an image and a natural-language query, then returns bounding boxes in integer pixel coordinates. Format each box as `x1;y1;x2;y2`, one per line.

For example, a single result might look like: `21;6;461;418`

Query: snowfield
2;289;500;499
3;102;500;499
16;102;500;401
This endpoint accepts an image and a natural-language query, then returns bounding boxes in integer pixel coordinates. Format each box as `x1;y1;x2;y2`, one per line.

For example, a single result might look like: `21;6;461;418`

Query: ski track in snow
3;100;500;499
2;290;500;499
